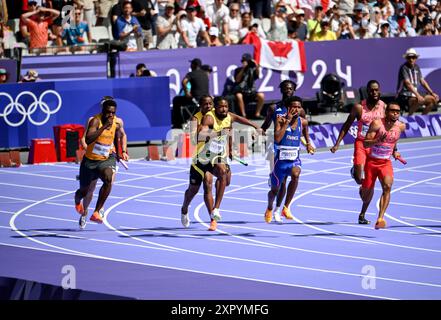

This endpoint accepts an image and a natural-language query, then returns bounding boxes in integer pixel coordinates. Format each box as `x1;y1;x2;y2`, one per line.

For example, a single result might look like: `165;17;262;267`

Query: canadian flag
242;32;307;73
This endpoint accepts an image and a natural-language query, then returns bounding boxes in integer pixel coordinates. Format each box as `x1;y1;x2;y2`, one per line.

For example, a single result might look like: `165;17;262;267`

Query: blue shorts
270;158;302;188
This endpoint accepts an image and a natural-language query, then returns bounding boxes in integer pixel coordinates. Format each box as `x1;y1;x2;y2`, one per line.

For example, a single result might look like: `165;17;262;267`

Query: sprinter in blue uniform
264;96;314;223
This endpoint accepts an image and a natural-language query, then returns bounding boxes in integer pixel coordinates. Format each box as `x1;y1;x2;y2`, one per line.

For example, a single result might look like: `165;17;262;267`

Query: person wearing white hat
208;26;223;46
156;2;178;49
396;48;439;115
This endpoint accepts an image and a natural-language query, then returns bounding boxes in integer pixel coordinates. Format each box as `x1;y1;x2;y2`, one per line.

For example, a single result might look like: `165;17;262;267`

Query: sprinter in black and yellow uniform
194;96;262;231
180;95;215;229
74;97;128;225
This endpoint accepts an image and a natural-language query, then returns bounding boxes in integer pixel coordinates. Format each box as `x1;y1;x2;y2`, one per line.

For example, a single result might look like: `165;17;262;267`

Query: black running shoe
358;217;370;225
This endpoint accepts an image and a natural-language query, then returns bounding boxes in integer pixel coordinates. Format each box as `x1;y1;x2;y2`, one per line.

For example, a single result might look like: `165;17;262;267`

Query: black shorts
79;154;116;188
189;161;230;186
189;161;214;186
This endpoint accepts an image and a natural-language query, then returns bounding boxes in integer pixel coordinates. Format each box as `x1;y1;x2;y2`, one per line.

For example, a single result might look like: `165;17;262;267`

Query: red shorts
362;157;393;189
353;139;370;166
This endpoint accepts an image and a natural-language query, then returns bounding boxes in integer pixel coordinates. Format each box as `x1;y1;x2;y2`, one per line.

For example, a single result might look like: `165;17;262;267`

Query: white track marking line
296;204;376;216
380;176;441;235
400;216;441;224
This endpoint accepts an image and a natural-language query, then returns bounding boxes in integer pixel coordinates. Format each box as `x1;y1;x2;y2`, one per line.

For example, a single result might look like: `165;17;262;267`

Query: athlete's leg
212;164;228;210
284;166;301;208
203;172;214;218
378;175;393;221
94;167;113;214
359;159;378;224
82;179;98;213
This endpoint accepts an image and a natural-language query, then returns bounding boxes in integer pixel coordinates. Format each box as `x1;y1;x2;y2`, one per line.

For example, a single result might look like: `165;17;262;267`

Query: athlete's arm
392;122;406;160
260;104;275;132
85;117;111;145
81;117;94;149
301;118;315;154
330;103;361;153
190;116;198;146
198;114;216;142
116;118;129;161
363;119;382;148
274;112;292;144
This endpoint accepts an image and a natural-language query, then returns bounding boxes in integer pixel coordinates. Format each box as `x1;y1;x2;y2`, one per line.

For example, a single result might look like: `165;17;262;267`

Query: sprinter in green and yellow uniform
194;96;262;231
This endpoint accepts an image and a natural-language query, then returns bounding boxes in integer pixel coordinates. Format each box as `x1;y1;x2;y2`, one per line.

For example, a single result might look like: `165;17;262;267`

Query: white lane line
408;169;441;175
0;182;70;193
0;210;14;214
305;219;423;235
24;214;78;223
117;211;181;221
425;182;441;187
381;176;441;235
134;199;181;207
296;204;376;216
0;170;75;181
120;225;275;249
389;202;441;210
0;195;36;203
312;193;359;201
223;196;267;203
115;184;155;190
400;216;441;224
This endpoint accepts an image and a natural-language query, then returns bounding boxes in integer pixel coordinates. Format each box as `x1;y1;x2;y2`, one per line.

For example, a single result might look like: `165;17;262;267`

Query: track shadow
118;232;260;239
11;233;85;239
291;232;375;239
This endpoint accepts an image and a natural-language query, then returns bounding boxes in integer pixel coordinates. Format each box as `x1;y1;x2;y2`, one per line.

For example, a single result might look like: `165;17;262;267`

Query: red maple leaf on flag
267;41;293;59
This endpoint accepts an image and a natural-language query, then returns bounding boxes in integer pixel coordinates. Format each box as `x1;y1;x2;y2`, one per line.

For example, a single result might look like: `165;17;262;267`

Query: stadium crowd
0;0;440;54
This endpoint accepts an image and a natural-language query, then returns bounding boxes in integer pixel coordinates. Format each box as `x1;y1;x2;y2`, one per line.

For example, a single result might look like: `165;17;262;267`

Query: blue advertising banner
118;36;441;102
0;77;170;148
20;53;108;82
0;58;18;83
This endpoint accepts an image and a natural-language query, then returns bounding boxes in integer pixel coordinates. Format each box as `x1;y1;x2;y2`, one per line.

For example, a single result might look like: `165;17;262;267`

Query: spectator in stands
307;5;325;39
269;1;288;41
222;2;241;44
250;0;271;19
206;0;229;28
419;16;439;35
21;69;40;82
111;0;125;39
0;68;8;84
396;48;439;115
291;9;307;41
57;8;92;51
95;0;118;27
172;58;210;128
374;20;392;37
178;5;210;48
368;6;384;35
116;0;143;51
233;53;265;119
132;0;154;49
18;1;38;46
374;0;395;20
77;0;97;28
310;20;337;41
21;5;60;52
208;26;223;46
351;3;366;32
354;19;373;39
239;11;266;40
388;2;415;37
336;16;355;39
46;0;74;39
156;1;178;49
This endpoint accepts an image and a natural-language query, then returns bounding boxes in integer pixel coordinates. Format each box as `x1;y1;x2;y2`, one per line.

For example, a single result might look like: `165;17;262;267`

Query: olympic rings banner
0;77;170;148
307;114;441;149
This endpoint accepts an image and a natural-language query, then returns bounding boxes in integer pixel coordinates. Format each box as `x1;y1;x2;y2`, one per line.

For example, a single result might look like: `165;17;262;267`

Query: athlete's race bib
209;138;226;154
92;142;112;157
360;124;370;137
279;148;299;161
371;145;391;159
